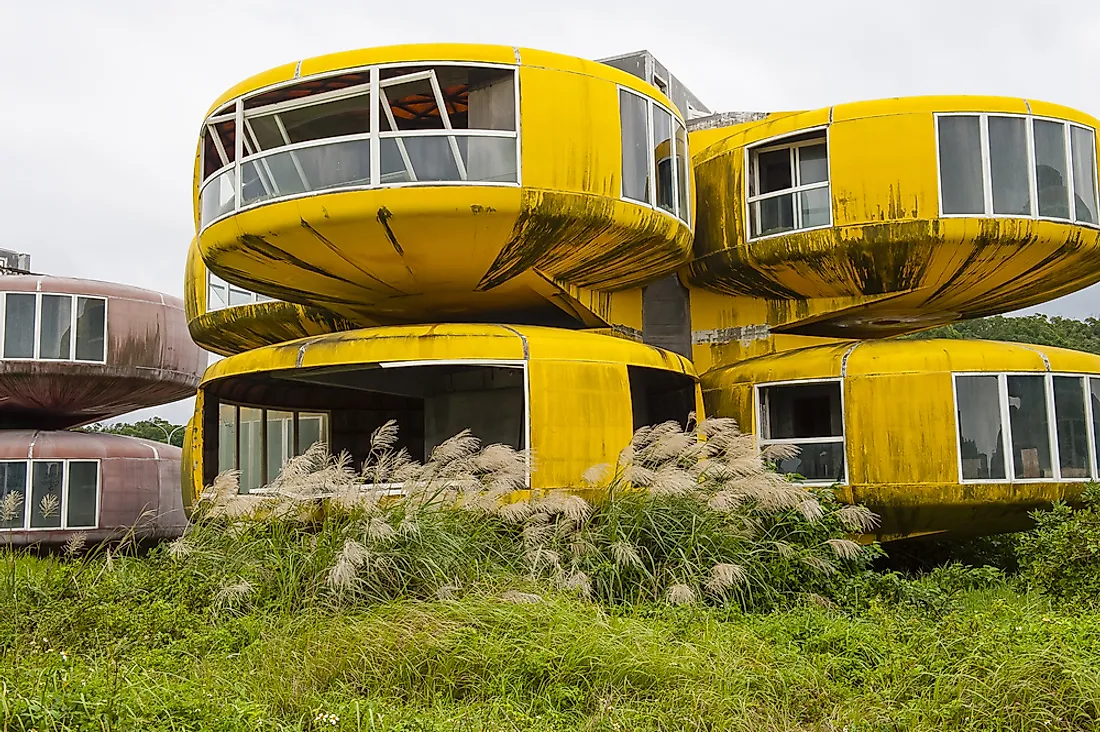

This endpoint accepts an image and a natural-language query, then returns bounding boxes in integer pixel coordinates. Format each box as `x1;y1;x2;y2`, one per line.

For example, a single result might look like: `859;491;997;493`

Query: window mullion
1064;122;1077;223
428;70;468;182
647;101;656;207
791;147;801;229
22;461;31;530
273;114;314;192
1025;116;1039;217
32;293;41;360
233;100;244;213
69;295;77;363
979;114;994;215
1087;377;1099;479
669;115;680;218
1045;374;1062;480
60;461;69;530
999;374;1016;480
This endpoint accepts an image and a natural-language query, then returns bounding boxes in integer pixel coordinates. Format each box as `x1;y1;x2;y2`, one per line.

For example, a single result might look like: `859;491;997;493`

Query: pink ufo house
0;263;205;545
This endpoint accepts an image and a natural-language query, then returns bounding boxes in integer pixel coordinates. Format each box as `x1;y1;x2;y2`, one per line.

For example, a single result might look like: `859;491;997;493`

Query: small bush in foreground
1017;482;1100;601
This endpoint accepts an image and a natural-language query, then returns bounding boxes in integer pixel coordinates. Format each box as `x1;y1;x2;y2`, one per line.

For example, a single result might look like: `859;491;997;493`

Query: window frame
199;61;523;232
753;376;848;486
743;126;832;242
0;458;101;531
934;112;1100;227
616;86;691;226
0;292;108;364
206;271;274;312
952;371;1100;484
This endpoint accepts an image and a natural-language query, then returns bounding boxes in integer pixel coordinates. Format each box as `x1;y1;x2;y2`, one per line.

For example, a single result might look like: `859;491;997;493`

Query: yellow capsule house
184;43;1100;540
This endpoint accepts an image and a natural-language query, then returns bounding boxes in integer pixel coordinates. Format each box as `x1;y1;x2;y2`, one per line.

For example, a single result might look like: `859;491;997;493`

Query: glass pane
297;413;329;454
66;461;98;528
266;411;293;482
381;74;445;132
380;136;461;183
761;382;843;439
1007;375;1054;479
238;407;264;493
30;461;63;529
467;68;517;132
4;293;36;358
75;297;106;362
619;90;649;203
1034;119;1071;219
0;461;27;529
799;187;830;228
200;168;237;228
228;288;253;307
772;441;845;483
756;148;793;195
955;375;1007;480
462;136;518;183
1071;126;1098;224
208;283;227;311
752;194;795;237
652;106;674;213
277;92;371;143
675;122;690;222
39;294;72;360
797;144;828;185
1092;379;1100;476
1054;377;1090;478
218;403;237;475
988;116;1031;215
938;116;985;215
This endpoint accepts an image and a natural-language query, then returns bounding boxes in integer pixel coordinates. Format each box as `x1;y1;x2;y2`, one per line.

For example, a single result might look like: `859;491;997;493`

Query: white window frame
206;271;274;312
617;86;691;226
0;292;108;364
217;403;333;492
199;61;522;232
935;113;1100;227
753;377;848;486
0;459;101;531
952;371;1099;484
745;127;832;242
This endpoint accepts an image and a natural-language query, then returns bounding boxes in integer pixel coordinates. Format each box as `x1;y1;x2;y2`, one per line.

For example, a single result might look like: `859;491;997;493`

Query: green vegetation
82;417;186;447
910;314;1100;354
3;421;1100;730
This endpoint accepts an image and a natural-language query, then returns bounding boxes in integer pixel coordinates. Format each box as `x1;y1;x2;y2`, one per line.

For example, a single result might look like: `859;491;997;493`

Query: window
953;373;1100;482
216;405;330;493
0;293;107;363
618;88;690;224
937;114;1099;225
757;380;845;484
200;64;520;230
0;460;99;530
747;130;830;239
206;271;274;311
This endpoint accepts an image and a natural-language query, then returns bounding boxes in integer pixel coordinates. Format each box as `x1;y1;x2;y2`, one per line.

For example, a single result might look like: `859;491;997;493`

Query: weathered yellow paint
184;324;700;503
702;339;1100;536
688;96;1100;340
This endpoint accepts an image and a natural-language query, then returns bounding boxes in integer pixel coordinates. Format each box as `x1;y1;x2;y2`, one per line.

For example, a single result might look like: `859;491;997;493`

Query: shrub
1016;483;1100;601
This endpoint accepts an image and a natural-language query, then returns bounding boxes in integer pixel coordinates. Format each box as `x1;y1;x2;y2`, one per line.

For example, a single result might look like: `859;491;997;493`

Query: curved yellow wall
688;97;1100;341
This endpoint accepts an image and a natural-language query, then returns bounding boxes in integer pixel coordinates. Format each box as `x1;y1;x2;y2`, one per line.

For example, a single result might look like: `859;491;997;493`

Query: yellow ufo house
183;43;1100;539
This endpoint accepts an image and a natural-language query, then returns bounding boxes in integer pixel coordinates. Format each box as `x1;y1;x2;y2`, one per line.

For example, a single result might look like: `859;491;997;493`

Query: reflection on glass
238;407;264;493
652;106;674;213
754;195;795;237
208;281;228;310
228;287;253;307
39;294;72;360
4;293;36;359
989;116;1031;215
75;297;106;362
297;413;329;454
200;168;237;228
939;116;985;214
0;461;27;529
756;148;792;195
67;461;99;528
1008;375;1054;479
798;144;828;185
1054;376;1090;478
30;461;63;529
675;122;690;221
620;90;649;203
218;403;237;475
1071;126;1098;224
956;375;1007;480
799;187;830;228
772;442;845;483
1034;119;1070;219
266;410;294;484
762;382;843;439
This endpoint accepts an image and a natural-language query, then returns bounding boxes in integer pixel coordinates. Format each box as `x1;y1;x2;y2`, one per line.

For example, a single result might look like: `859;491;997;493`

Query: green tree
908;314;1100;355
84;416;186;447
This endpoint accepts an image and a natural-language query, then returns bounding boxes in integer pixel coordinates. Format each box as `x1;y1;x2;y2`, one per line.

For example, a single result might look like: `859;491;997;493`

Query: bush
1016;483;1100;601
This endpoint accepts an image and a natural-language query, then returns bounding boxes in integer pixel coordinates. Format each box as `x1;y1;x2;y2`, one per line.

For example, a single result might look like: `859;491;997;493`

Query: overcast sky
2;0;1098;424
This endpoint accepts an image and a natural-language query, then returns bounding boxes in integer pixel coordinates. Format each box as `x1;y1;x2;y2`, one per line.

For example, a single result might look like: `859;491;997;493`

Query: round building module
193;44;694;329
0;275;206;428
701;339;1100;539
0;430;186;545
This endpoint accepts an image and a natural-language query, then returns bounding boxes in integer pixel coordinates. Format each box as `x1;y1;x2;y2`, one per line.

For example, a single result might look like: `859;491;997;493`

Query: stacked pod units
0;275;205;544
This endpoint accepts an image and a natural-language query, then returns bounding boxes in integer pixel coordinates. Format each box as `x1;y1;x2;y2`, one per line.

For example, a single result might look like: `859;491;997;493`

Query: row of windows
937;114;1099;224
0;460;99;531
207;272;274;311
619;88;691;224
754;374;1100;486
200;64;520;229
0;292;107;363
217;405;330;494
955;373;1100;482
